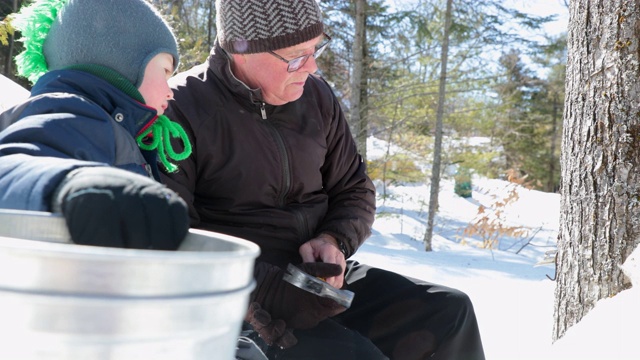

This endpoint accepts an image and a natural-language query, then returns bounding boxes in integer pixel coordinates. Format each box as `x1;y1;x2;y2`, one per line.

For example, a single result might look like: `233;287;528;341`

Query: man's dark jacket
162;44;376;266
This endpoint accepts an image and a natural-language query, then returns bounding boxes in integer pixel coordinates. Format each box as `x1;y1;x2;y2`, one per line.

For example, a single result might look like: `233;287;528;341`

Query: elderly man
162;1;485;359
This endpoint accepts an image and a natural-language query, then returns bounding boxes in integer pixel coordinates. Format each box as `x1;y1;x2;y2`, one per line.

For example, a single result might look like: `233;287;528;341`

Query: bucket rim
0;230;260;262
0;281;256;303
0;209;260;261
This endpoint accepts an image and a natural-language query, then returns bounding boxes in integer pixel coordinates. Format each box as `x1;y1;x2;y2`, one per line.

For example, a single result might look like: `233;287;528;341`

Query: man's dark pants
268;261;486;360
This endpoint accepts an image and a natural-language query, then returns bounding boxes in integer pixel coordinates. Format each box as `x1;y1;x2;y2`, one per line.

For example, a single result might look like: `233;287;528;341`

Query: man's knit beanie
216;0;324;54
12;0;179;88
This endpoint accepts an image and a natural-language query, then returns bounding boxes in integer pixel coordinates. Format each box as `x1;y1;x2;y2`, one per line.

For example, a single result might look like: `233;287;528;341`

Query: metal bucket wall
0;284;253;359
0;210;260;360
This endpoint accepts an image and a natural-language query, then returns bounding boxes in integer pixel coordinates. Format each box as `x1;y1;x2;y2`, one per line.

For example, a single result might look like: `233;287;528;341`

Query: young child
0;0;192;250
0;2;273;358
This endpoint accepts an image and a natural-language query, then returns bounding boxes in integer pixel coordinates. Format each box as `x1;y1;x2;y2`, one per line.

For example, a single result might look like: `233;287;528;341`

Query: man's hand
299;233;346;288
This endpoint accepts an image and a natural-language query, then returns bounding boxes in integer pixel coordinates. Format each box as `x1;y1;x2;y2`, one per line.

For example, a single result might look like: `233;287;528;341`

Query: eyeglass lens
288;40;330;72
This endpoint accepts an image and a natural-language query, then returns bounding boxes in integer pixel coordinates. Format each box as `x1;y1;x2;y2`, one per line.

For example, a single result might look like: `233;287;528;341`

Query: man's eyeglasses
268;33;332;72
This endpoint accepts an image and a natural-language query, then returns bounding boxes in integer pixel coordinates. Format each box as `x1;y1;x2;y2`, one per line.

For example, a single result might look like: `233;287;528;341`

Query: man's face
232;35;324;106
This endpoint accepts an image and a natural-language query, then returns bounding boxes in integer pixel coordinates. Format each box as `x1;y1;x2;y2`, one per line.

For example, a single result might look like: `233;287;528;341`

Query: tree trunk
553;0;640;341
207;0;214;49
423;0;453;251
350;0;367;158
4;0;19;76
547;92;559;192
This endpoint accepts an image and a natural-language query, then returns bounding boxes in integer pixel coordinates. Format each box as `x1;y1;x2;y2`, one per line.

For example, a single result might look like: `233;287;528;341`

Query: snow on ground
0;74;29;111
353;176;558;359
354;148;639;359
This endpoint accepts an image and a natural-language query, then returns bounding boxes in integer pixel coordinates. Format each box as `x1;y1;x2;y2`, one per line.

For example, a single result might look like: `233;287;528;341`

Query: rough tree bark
553;0;640;341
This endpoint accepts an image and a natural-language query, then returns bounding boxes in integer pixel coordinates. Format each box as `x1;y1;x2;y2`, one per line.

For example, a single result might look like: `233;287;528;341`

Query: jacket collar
208;42;267;106
30;69;157;138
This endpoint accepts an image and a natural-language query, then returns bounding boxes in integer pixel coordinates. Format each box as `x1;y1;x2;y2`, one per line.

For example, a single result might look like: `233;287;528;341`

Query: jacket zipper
294;211;311;241
260;102;291;208
260;103;267;120
260;103;310;240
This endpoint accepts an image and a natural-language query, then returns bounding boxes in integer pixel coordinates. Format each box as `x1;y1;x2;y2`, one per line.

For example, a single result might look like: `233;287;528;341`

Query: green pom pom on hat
12;0;180;87
11;0;66;84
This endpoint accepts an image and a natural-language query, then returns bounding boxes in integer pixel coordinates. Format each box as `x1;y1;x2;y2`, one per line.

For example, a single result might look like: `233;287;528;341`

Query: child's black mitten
52;166;189;250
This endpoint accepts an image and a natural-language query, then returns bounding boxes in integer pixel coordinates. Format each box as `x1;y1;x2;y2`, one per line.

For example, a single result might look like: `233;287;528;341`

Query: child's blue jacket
0;69;160;211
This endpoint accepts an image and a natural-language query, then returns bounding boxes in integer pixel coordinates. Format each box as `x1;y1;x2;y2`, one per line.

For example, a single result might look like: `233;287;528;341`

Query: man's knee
441;288;477;321
272;319;388;360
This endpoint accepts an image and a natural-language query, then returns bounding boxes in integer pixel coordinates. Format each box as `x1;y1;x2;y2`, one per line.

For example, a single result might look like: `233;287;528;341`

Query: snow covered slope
0;74;29;111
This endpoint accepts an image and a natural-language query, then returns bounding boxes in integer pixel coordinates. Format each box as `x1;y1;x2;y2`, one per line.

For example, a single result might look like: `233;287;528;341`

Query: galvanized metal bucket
0;209;260;360
0;284;252;359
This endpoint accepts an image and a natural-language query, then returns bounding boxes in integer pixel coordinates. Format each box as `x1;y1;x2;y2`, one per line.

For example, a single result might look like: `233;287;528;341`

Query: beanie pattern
216;0;323;54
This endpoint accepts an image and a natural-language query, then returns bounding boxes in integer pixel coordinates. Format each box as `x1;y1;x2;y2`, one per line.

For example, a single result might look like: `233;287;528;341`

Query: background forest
0;0;567;194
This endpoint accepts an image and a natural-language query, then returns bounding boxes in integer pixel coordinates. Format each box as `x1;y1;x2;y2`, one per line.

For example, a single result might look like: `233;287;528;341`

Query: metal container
0;283;253;360
0;209;71;243
0;209;260;359
0;209;260;296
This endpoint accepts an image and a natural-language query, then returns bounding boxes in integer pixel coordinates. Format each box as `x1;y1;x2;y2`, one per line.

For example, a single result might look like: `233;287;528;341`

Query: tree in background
490;35;566;193
534;34;566;192
390;0;552;250
349;0;366;159
0;0;29;88
315;0;558;252
423;0;453;252
554;0;640;341
492;49;546;179
319;0;399;162
1;0;566;198
153;0;216;69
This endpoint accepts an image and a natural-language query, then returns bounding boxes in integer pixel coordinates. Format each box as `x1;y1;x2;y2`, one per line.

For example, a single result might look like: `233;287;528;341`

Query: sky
385;0;570;79
506;0;569;37
388;0;569;37
358;136;639;359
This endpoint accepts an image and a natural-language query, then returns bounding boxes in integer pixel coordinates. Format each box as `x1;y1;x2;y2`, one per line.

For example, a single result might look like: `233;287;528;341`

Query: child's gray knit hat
13;0;179;87
216;0;323;54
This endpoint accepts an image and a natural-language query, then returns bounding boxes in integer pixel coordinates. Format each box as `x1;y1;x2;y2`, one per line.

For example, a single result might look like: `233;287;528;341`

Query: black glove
245;302;297;349
251;262;347;330
52;166;189;250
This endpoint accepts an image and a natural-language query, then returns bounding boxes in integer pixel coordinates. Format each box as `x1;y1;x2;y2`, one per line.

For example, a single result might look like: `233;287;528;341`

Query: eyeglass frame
267;33;332;72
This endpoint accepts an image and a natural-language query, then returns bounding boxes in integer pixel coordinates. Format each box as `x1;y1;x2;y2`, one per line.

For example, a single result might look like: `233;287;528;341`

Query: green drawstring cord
136;114;192;173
